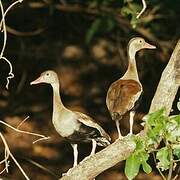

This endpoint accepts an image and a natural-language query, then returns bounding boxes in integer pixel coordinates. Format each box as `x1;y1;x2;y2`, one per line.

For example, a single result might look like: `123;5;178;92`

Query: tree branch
60;138;136;180
59;39;180;180
149;39;180;115
136;0;147;19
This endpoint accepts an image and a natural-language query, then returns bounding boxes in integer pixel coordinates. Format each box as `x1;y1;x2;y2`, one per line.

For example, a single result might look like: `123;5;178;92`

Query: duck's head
128;37;156;57
31;70;59;85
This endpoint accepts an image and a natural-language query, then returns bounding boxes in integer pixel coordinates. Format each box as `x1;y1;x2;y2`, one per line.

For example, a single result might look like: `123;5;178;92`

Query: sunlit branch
0;0;23;29
0;132;30;180
0;116;50;178
137;0;147;19
0;120;50;144
0;0;23;89
17;116;30;129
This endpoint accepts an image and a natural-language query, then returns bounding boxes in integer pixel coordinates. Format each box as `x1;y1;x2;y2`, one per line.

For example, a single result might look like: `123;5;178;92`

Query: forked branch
0;132;30;180
0;117;50;179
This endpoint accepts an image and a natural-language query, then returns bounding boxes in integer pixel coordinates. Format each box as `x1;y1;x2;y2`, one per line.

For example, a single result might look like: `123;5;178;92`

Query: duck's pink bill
144;42;156;49
30;76;42;85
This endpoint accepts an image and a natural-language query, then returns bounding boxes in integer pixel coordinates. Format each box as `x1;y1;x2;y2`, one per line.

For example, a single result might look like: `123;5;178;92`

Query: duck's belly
52;112;80;137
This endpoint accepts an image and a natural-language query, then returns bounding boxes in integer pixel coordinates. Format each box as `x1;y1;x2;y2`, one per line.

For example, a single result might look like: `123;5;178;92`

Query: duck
30;70;111;172
106;37;156;139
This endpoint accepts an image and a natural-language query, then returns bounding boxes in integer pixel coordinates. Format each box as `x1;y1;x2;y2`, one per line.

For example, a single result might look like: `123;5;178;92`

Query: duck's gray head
30;70;59;85
128;37;156;55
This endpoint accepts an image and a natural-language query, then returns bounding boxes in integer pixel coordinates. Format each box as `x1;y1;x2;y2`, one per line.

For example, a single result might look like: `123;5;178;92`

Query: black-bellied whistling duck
106;37;156;139
30;70;111;172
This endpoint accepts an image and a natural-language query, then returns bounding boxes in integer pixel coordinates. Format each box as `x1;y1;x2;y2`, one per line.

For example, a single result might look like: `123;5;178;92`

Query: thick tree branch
60;39;180;179
149;39;180;115
60;138;136;180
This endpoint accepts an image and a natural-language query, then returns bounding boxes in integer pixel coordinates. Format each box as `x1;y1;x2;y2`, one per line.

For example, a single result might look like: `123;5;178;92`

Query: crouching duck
106;37;156;139
31;70;111;172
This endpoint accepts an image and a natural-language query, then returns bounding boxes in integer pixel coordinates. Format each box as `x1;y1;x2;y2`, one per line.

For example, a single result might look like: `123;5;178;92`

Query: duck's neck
51;83;65;112
122;48;139;81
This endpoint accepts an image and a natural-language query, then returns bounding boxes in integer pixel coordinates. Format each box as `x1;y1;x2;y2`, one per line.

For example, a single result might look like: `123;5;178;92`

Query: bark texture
149;39;180;115
61;138;135;180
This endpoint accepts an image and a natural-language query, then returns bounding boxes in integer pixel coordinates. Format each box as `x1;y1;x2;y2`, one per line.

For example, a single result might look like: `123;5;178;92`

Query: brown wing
106;79;142;117
74;111;111;141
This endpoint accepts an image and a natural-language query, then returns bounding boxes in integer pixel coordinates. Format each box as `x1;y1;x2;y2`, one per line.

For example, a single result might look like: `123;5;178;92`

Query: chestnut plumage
106;37;156;138
31;70;111;172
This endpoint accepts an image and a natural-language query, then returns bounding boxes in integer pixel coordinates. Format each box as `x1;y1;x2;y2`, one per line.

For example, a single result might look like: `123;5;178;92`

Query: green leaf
130;15;138;28
146;108;165;126
134;137;144;151
173;144;180;159
104;16;116;32
139;151;152;174
85;16;115;44
121;6;133;16
85;18;102;44
125;154;140;180
142;161;152;174
166;120;180;143
124;0;133;3
156;147;170;171
173;115;180;125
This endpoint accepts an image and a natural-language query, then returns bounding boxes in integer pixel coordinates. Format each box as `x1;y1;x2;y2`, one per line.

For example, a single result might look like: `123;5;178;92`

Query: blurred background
0;0;180;179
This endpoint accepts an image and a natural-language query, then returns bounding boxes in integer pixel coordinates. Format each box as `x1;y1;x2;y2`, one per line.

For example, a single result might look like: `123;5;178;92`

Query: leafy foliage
125;137;152;179
125;108;180;179
85;0;144;43
121;1;141;28
156;147;170;171
125;153;141;180
85;16;116;44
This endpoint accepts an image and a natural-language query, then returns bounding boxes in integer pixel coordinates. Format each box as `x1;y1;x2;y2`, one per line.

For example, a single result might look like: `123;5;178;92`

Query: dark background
0;0;180;179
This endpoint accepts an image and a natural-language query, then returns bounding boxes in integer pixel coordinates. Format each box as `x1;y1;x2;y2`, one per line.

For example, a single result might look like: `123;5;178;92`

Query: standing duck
31;70;111;171
106;37;156;138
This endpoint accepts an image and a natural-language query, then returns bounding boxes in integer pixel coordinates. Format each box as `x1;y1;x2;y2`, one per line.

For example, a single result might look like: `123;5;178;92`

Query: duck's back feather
106;79;142;120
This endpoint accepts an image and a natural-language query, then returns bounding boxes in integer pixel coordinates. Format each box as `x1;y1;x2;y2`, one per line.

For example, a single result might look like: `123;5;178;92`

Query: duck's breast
52;111;80;137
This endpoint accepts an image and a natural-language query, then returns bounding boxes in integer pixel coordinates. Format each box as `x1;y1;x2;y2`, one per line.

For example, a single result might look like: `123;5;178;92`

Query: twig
0;132;30;180
1;57;14;89
0;0;17;89
0;116;50;178
152;152;166;180
6;25;45;36
0;0;7;57
0;0;23;89
0;0;23;29
17;116;30;129
172;174;179;180
0;157;9;174
167;148;173;180
137;0;147;19
0;120;50;143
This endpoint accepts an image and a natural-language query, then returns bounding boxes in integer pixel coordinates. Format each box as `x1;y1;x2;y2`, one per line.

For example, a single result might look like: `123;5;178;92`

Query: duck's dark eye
46;73;49;76
139;40;142;43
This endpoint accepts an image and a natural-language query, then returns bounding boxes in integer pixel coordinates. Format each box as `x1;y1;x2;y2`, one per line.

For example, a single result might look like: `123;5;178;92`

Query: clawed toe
115;136;124;141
